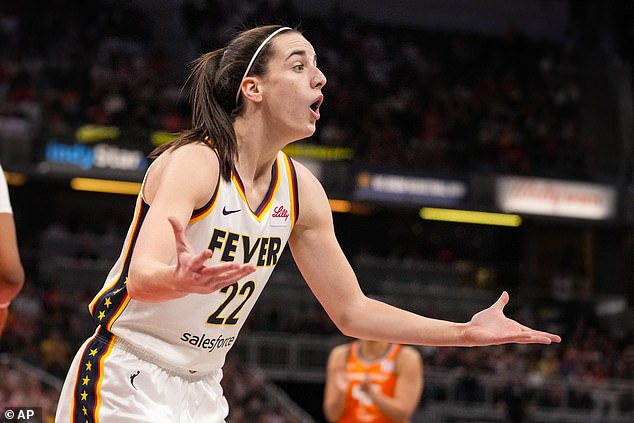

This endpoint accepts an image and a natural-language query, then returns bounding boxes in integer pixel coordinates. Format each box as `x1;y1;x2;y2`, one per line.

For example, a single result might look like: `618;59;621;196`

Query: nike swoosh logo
222;206;241;215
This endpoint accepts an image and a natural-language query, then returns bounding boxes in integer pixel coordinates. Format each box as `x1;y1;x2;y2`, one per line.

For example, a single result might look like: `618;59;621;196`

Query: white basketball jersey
0;164;13;214
88;150;299;373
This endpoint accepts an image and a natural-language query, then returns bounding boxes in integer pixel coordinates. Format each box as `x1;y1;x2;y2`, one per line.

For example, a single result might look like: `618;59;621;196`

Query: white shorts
55;327;228;422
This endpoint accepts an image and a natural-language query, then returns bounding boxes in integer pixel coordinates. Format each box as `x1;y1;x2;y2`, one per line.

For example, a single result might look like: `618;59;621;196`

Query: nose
313;67;327;89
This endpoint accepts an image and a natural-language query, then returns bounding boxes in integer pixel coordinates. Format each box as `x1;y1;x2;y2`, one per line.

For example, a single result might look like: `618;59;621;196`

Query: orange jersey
338;342;402;423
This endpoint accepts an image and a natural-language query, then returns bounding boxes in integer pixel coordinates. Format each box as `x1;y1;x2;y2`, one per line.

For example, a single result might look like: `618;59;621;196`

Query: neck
233;116;279;182
358;341;391;360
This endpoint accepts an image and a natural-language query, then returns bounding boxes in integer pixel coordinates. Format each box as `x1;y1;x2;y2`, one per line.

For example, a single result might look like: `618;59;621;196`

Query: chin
293;127;317;142
280;121;317;144
305;123;318;137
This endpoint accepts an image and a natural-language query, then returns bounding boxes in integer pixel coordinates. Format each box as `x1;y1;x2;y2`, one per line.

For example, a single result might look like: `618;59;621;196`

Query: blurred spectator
39;326;71;379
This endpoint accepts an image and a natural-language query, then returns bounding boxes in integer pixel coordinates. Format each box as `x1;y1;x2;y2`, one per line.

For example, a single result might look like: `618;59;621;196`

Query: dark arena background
1;0;634;422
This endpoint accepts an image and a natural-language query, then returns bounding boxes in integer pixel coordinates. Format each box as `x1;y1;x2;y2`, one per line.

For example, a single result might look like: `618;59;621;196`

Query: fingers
513;334;556;344
506;327;561;345
189;249;214;270
518;323;561;343
525;330;561;343
168;215;183;235
185;262;256;294
492;291;509;311
202;262;256;283
168;215;257;294
168;216;190;253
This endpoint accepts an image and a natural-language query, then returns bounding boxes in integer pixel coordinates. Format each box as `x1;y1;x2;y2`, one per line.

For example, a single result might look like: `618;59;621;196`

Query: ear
240;77;263;103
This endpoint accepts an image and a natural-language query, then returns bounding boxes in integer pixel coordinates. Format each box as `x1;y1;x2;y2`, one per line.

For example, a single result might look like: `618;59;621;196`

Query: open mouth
309;95;323;118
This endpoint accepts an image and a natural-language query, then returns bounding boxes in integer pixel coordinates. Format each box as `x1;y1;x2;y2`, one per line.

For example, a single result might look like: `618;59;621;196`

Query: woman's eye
293;64;304;72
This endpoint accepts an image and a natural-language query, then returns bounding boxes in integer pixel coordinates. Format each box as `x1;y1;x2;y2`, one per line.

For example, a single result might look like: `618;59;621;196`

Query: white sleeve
0;164;13;214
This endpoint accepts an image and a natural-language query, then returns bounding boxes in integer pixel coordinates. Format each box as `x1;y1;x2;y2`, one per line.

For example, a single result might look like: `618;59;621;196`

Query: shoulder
396;345;423;369
145;142;220;207
287;157;331;228
398;345;422;359
160;142;219;169
287;157;322;191
328;343;351;363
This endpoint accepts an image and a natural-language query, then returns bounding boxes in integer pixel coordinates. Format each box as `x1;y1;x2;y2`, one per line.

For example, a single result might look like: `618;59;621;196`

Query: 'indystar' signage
355;171;467;205
495;176;616;220
45;141;148;172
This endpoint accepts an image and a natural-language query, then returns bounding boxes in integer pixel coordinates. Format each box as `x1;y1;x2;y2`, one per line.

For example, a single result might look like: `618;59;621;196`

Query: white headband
235;26;292;105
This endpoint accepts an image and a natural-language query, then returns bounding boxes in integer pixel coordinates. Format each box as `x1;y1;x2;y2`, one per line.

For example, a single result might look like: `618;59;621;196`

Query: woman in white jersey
56;25;560;422
0;164;24;336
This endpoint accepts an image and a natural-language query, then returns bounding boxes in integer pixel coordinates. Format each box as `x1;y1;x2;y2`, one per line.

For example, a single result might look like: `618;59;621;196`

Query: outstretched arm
289;162;560;347
0;170;24;336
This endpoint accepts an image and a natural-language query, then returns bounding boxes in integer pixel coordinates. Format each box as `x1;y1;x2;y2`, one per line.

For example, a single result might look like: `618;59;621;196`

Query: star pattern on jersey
111;277;129;295
78;345;100;422
94;276;128;326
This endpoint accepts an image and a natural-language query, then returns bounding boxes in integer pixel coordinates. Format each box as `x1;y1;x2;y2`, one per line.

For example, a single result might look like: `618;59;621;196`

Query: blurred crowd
0;0;185;157
1;0;596;179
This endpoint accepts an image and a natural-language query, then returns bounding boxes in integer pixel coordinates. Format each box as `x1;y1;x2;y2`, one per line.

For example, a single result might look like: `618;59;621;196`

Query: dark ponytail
149;25;298;181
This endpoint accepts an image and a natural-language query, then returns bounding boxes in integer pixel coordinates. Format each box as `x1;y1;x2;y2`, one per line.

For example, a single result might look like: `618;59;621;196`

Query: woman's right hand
168;216;255;295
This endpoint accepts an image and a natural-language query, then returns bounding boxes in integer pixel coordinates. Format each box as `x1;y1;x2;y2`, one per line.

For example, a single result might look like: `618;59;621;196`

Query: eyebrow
285;49;317;63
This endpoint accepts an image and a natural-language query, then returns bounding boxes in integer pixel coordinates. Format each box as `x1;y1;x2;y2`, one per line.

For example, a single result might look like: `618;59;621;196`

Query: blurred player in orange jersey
324;337;423;422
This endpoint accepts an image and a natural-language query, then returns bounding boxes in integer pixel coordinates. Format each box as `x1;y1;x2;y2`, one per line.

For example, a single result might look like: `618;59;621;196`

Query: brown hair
149;25;299;180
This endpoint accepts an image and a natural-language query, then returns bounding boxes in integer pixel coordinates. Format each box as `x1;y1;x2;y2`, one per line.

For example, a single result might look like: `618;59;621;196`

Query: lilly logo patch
271;204;290;226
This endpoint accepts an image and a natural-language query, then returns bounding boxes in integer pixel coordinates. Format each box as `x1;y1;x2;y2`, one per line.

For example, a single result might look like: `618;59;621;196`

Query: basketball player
0;163;24;336
323;338;423;422
56;25;560;422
